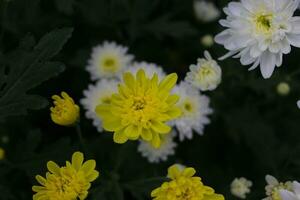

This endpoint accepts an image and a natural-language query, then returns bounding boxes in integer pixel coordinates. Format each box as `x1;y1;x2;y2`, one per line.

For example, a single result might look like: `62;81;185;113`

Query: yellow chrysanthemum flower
32;152;99;200
50;92;80;126
0;147;5;160
151;164;225;200
95;69;181;148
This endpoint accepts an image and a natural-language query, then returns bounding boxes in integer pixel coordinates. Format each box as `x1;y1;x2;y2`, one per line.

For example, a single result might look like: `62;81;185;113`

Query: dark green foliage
0;0;300;200
0;28;73;120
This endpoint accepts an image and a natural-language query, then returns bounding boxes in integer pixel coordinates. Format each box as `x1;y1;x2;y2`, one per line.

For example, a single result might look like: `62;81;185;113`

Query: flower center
183;101;193;112
52;102;70;117
100;56;119;72
254;13;273;34
133;98;146;110
104;58;115;68
100;96;112;104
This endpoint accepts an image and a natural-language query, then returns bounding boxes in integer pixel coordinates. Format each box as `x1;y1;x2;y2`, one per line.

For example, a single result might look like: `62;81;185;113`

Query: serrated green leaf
0;28;73;120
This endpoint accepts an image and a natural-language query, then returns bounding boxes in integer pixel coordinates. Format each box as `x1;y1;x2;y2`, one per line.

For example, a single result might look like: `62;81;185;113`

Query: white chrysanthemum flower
122;61;166;80
263;175;292;200
171;82;212;141
137;131;177;163
215;0;300;79
201;34;215;47
277;82;290;96
280;181;300;200
194;0;220;22
231;177;253;199
80;79;119;132
185;51;222;91
86;41;133;80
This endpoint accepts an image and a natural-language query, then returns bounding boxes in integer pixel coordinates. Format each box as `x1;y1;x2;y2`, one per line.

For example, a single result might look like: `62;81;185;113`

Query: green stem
75;123;87;154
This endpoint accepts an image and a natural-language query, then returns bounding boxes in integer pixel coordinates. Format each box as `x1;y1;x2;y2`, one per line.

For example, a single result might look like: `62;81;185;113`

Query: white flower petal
260;52;277;79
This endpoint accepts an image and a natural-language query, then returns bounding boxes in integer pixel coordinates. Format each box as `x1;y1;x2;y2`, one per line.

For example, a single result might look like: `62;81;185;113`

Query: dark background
0;0;300;199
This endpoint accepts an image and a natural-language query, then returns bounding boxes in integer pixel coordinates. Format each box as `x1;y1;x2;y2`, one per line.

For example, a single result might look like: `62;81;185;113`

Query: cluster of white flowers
82;42;223;163
230;177;253;199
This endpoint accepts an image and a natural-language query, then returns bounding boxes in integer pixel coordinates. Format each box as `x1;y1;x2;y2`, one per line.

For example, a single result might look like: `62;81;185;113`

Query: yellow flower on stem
32;152;99;200
95;69;181;148
151;164;225;200
50;92;80;126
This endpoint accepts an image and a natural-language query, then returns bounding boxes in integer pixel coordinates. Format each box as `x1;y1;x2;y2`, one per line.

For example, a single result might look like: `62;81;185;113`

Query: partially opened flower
95;69;181;148
230;177;253;199
185;51;222;91
50;92;80;126
81;79;119;132
263;175;292;200
86;41;133;80
194;0;220;22
215;0;300;79
32;152;99;200
151;164;224;200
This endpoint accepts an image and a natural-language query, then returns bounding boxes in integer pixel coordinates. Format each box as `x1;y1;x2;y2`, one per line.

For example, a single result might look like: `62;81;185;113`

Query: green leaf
0;28;73;120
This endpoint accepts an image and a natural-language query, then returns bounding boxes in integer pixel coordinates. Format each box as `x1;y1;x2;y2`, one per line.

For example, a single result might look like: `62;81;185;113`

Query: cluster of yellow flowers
46;69;224;199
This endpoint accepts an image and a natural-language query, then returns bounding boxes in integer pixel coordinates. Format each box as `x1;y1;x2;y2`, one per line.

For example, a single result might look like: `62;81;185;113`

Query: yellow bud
50;92;80;126
277;82;290;96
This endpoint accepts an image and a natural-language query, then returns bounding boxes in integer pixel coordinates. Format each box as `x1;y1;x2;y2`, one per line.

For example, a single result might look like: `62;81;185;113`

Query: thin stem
75;123;88;154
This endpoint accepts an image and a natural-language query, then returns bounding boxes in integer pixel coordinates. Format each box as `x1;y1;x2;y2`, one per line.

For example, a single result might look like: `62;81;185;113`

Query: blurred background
0;0;300;199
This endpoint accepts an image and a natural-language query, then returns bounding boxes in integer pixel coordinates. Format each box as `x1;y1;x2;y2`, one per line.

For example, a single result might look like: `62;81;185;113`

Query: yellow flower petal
113;130;128;144
86;171;99;182
102;119;123;132
151;121;171;134
72;151;84;171
35;175;47;186
123;72;135;89
150;133;161;148
205;194;225;200
81;160;96;175
141;128;153;141
182;167;196;177
47;161;60;175
158;73;178;91
167;165;181;179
